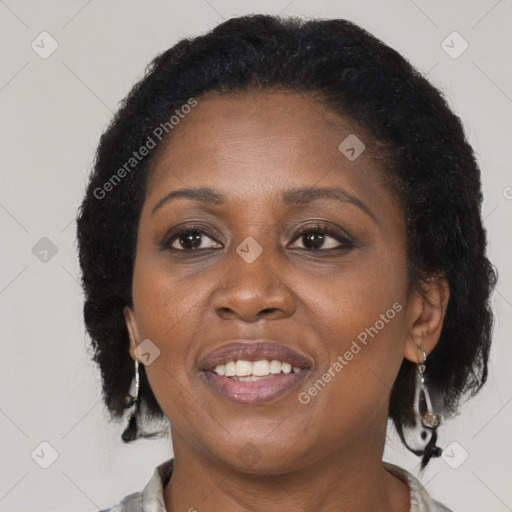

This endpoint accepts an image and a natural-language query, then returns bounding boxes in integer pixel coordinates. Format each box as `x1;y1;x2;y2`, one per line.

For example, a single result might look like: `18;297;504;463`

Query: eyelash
161;222;355;253
292;223;355;251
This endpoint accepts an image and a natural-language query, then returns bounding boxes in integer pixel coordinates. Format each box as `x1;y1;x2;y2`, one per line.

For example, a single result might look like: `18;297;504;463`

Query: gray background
0;0;511;510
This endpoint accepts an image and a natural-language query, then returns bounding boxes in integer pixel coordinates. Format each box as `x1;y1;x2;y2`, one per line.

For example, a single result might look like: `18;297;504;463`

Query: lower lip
203;370;309;404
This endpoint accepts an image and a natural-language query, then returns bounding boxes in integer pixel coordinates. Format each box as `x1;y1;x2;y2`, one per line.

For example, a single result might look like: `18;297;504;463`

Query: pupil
305;232;324;249
181;232;201;250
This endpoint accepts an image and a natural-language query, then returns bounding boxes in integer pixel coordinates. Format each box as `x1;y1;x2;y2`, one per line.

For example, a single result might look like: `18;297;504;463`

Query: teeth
281;362;292;374
269;360;282;374
235;360;252;376
224;361;236;377
252;360;270;376
212;359;304;378
231;375;271;382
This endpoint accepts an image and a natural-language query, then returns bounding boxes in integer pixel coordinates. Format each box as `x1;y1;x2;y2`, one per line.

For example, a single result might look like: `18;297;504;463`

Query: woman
76;14;496;512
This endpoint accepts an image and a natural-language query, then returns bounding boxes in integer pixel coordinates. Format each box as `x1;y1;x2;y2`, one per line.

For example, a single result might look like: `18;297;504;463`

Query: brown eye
163;226;223;251
290;225;355;251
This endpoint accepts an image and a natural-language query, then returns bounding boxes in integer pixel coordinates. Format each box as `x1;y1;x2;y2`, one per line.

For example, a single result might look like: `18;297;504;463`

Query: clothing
98;458;453;512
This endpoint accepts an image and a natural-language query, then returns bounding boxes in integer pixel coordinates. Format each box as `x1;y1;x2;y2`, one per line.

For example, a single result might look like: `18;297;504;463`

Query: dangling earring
414;347;442;467
401;347;443;468
121;359;139;442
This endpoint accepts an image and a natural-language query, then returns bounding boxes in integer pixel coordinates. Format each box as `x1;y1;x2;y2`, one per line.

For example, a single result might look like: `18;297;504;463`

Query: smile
213;359;304;379
203;368;310;404
199;339;313;404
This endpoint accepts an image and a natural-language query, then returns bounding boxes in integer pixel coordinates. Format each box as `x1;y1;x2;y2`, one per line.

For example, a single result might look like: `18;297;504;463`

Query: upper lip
199;339;313;371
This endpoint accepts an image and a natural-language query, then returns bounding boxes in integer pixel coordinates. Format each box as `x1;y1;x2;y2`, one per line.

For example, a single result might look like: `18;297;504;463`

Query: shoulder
383;462;454;512
98;491;143;512
98;458;174;512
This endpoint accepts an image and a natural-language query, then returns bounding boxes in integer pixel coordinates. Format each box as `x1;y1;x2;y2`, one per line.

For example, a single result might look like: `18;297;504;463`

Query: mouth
199;340;312;404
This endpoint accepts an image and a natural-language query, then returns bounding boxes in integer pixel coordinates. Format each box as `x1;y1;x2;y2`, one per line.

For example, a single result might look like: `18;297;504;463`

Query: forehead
144;90;391;211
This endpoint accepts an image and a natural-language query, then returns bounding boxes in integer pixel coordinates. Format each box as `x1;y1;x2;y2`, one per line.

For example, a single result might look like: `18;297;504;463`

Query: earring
401;347;443;468
121;359;139;442
413;347;443;467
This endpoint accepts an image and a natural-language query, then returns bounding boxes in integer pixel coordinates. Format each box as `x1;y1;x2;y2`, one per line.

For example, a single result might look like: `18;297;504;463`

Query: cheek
131;253;203;344
130;257;203;405
299;245;408;347
295;302;407;460
295;248;408;412
131;263;204;434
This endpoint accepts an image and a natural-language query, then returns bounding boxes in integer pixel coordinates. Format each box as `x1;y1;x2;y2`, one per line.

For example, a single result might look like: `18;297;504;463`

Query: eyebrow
150;186;377;223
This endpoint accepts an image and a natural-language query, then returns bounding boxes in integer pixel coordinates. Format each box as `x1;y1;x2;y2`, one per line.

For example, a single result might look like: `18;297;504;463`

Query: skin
124;90;449;512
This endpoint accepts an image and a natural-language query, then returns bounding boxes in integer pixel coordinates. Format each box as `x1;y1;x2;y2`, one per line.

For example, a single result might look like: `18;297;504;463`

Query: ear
124;306;141;361
403;274;450;363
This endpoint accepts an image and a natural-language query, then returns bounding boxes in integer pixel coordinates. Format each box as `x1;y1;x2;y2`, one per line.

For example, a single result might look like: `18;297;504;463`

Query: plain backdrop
0;1;511;511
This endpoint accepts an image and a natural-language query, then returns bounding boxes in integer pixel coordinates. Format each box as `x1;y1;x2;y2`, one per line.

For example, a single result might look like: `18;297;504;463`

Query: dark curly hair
75;14;497;465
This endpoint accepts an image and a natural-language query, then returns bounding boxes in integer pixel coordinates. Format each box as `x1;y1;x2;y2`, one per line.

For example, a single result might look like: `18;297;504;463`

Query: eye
162;223;354;252
162;225;223;251
289;224;355;251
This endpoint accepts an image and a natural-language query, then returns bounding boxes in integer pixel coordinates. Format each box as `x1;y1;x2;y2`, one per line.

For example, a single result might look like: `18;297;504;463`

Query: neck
164;413;410;512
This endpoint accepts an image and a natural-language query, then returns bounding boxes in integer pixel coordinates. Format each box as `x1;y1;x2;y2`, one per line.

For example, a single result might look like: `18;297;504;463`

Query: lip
199;340;313;371
203;369;310;404
199;339;313;404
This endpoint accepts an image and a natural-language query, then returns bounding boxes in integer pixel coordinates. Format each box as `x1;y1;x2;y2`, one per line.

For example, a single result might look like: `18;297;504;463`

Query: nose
212;243;296;322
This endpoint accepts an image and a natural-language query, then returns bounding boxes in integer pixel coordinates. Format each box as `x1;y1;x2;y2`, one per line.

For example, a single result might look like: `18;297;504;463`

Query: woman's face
125;90;422;472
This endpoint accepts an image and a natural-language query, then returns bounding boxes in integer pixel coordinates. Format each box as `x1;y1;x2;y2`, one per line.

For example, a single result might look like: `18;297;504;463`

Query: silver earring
415;348;440;429
412;347;443;467
122;359;139;442
400;347;442;468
